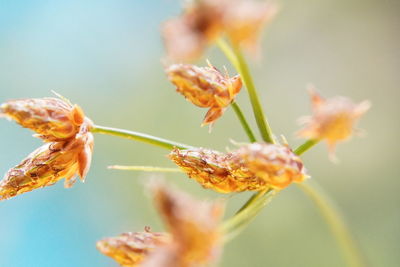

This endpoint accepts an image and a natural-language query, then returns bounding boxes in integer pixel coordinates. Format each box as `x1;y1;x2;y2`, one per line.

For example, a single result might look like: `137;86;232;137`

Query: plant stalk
231;102;257;142
91;125;191;150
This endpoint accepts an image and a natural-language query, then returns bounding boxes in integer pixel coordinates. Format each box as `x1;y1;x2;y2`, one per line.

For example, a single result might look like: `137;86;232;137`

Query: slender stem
91;125;192;150
294;139;320;155
108;165;182;172
297;182;366;267
222;189;275;242
217;38;274;143
231;102;257;142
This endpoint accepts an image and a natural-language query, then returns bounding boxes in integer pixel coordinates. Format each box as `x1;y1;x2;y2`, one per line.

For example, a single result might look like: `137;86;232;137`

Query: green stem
91;125;192;150
222;189;275;242
217;38;274;143
231;102;257;142
294;139;320;155
297;182;366;267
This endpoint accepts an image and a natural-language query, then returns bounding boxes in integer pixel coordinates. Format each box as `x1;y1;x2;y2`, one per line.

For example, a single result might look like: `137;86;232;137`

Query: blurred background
0;0;399;266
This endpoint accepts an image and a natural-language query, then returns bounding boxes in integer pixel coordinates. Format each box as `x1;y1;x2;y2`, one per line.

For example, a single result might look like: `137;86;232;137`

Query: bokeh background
0;0;399;266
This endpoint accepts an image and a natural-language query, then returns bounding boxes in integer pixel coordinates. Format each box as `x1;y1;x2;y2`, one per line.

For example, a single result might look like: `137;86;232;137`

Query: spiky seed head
149;183;224;267
166;63;242;126
297;88;370;157
96;230;171;267
230;143;308;190
0;97;91;141
0;129;94;200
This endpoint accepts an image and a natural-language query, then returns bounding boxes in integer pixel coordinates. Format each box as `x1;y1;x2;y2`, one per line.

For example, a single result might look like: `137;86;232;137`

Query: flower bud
0;130;94;200
297;88;370;157
96;229;170;267
166;63;242;126
230;143;308;190
0;97;90;141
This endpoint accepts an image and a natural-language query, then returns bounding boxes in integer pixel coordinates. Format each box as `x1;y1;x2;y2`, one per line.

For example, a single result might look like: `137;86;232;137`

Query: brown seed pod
230;143;308;190
297;88;370;157
0;96;90;141
0;129;94;200
169;143;308;193
96;229;171;267
166;63;242;126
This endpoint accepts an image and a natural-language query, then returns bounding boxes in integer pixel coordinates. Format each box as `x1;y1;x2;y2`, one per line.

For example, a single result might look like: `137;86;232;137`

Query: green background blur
0;0;399;266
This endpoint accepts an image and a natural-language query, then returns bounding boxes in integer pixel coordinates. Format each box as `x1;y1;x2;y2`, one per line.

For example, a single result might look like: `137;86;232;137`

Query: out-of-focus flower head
166;62;242;126
223;0;277;54
297;88;370;158
0;95;89;141
169;143;308;193
97;183;224;267
162;0;277;61
96;229;171;267
229;143;308;190
0;129;94;200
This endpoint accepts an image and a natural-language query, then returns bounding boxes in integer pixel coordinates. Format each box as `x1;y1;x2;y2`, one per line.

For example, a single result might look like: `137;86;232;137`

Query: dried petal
297;89;370;157
166;63;242;126
0;129;94;200
96;230;171;267
169;143;308;193
230;143;308;189
149;184;224;267
0;97;90;141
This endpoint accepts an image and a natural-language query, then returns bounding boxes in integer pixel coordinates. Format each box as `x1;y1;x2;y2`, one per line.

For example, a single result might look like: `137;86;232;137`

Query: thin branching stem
91;125;192;150
231;102;257;142
217;38;274;143
294;139;320;155
297;182;366;267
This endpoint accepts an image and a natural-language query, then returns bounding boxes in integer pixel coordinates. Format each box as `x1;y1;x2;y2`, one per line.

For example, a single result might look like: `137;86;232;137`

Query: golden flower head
169;143;308;193
97;183;224;267
0;95;90;141
166;63;242;126
0;128;94;200
146;183;224;267
96;229;171;267
223;0;277;54
297;88;370;157
162;0;225;61
162;0;277;61
230;143;308;190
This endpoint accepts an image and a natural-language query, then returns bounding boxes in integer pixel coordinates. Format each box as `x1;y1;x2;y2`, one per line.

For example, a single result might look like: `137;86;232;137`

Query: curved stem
91;125;192;150
297;182;366;267
217;38;274;143
231;102;257;142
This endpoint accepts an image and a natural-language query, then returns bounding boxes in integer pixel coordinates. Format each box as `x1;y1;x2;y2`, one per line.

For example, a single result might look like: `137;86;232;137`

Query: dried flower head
166;63;242;126
0;130;94;200
169;143;308;193
147;183;224;267
230;143;308;190
223;1;277;54
0;96;90;141
97;184;224;267
96;229;171;267
162;0;277;61
162;0;225;61
297;88;370;157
